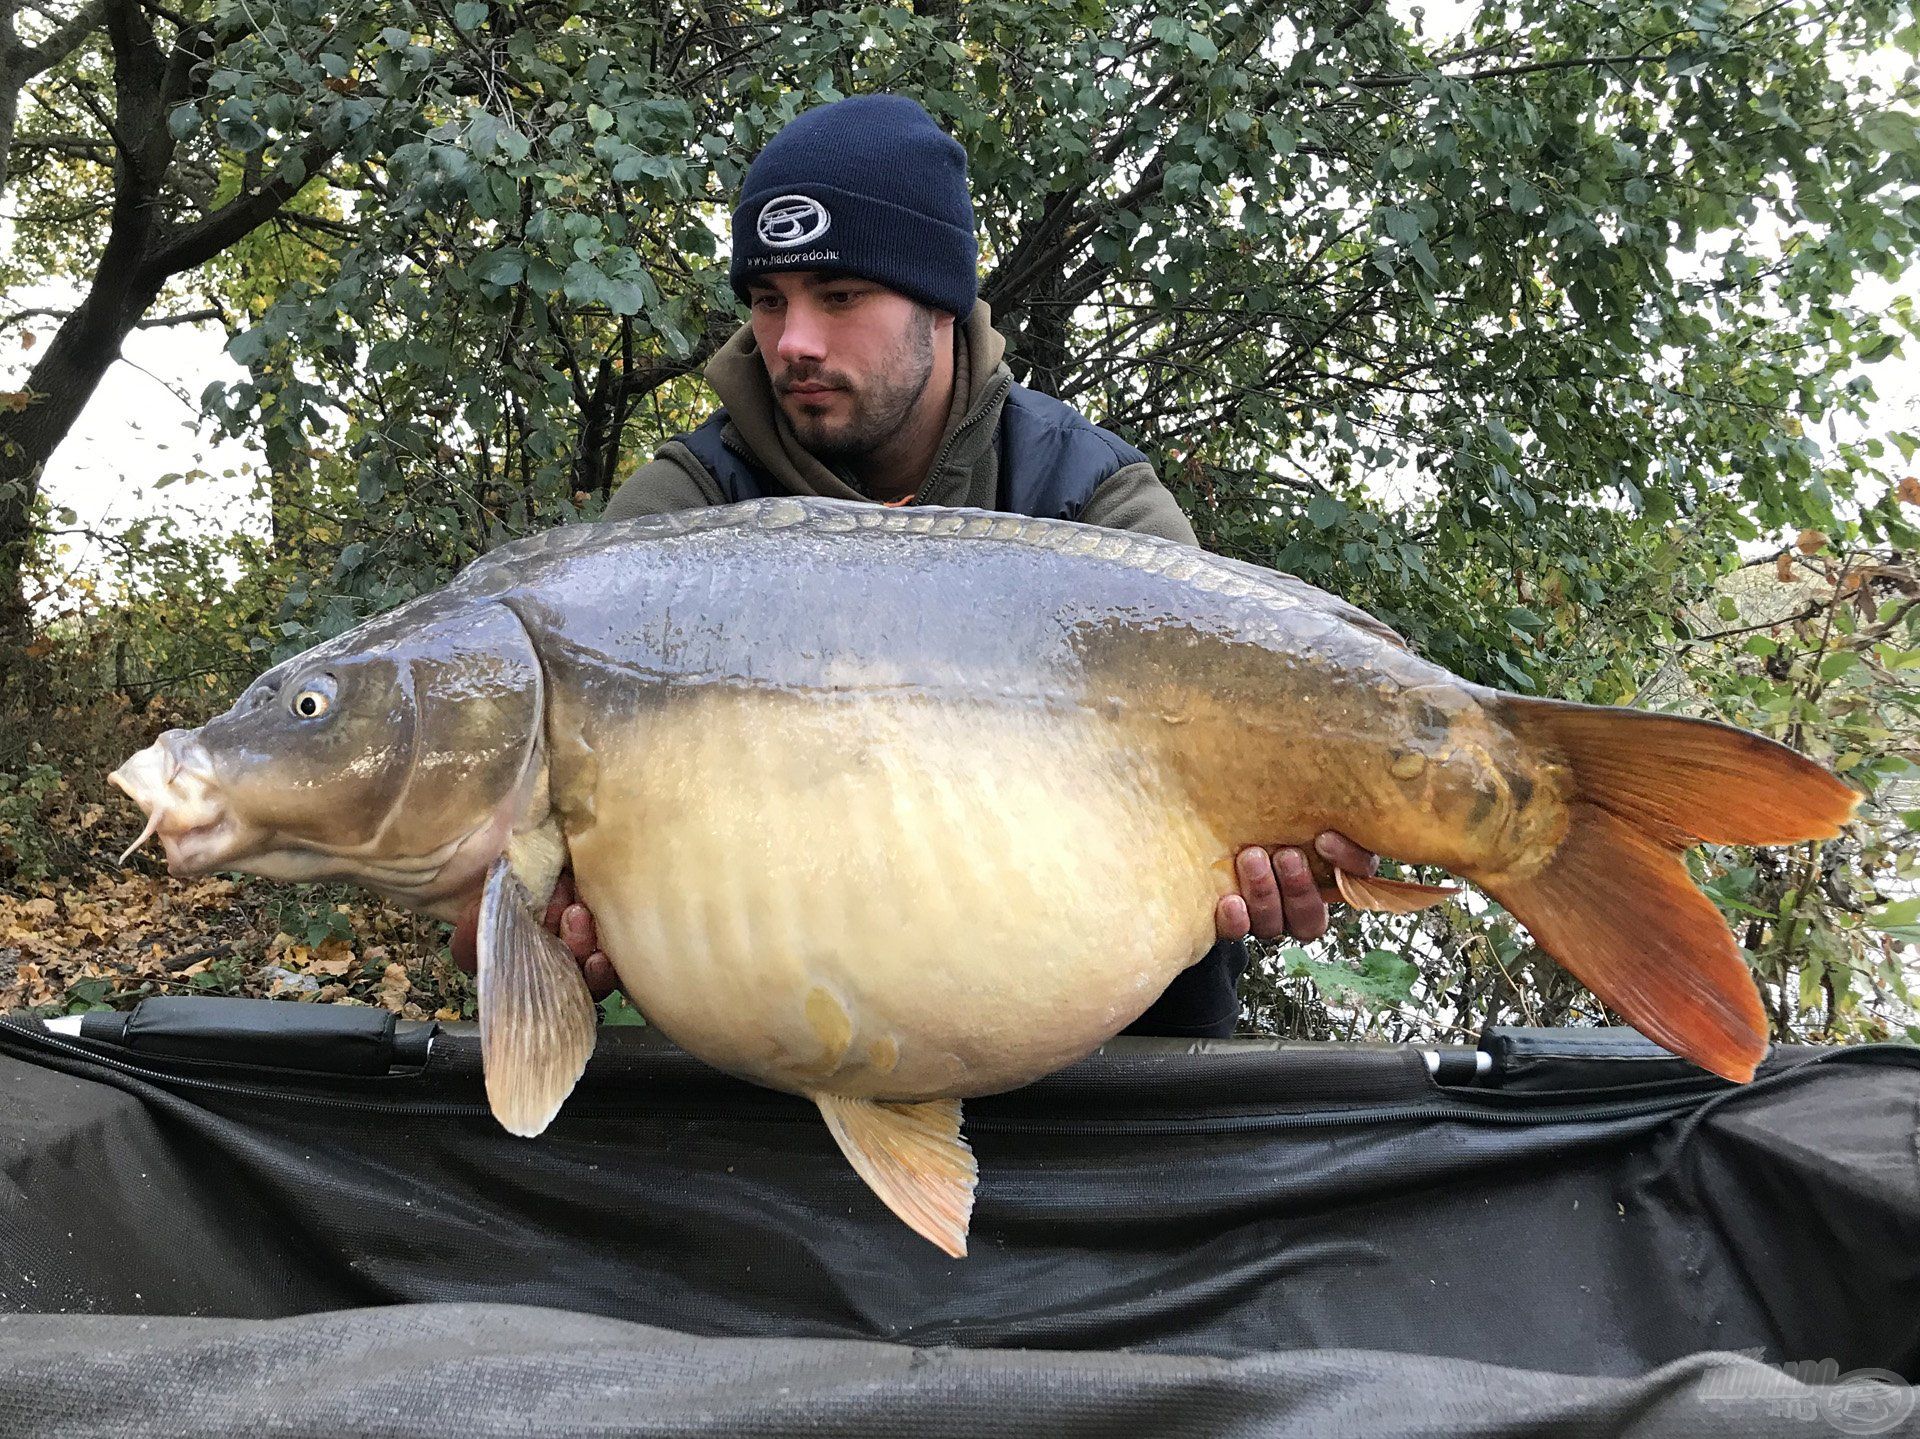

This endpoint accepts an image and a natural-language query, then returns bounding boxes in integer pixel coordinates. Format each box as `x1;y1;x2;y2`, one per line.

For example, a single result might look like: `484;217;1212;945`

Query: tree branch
1348;51;1672;89
144;141;332;279
1;303;221;329
16;0;107;73
8;128;113;157
1681;602;1824;645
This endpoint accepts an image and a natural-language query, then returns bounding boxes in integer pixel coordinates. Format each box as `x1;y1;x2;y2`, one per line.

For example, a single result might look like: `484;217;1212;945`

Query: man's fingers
457;876;602;989
582;953;619;1001
560;902;598;962
1274;847;1329;942
1313;831;1378;877
1235;846;1288;941
542;872;578;931
1215;893;1251;943
450;898;480;976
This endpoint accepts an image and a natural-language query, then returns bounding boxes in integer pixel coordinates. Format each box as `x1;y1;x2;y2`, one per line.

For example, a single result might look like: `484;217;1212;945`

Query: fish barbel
109;498;1858;1256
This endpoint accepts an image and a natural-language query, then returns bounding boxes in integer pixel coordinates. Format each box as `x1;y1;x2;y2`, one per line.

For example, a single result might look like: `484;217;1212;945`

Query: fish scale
111;497;1860;1257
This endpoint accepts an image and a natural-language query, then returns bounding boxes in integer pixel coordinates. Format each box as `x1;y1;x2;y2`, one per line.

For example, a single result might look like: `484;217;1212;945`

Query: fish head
110;599;547;916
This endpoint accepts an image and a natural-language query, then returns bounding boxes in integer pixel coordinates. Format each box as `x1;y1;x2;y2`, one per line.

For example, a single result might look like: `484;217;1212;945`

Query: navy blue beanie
730;94;979;317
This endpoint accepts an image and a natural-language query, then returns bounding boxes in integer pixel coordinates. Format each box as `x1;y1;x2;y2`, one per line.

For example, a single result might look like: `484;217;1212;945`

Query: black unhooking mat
0;998;1916;1437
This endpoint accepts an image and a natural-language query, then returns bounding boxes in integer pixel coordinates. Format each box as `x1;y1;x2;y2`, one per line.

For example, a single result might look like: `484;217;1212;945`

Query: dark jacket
601;302;1246;1038
605;302;1198;542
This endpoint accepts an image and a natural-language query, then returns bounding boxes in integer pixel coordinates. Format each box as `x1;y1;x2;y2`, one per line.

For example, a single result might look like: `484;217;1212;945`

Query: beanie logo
757;194;832;248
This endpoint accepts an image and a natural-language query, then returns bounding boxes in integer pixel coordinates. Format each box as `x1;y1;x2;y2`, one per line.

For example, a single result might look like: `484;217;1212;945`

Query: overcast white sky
32;317;257;569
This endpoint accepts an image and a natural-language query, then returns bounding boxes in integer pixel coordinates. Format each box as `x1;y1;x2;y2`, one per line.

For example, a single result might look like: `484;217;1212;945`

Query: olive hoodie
603;301;1198;545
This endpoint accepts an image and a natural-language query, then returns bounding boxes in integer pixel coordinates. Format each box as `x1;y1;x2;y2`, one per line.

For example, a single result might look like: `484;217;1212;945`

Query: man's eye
826;290;860;305
751;293;782;311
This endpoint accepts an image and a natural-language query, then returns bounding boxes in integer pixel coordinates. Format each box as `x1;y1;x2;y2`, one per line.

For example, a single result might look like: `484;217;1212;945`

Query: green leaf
476;249;525;286
1506;176;1542;214
561;259;645;314
1307;493;1345;530
1282;946;1419;1010
598;991;647;1026
1868;897;1920;946
1164;161;1203;196
454;1;487;28
612;152;677;184
1492;654;1536;691
1379;207;1421;244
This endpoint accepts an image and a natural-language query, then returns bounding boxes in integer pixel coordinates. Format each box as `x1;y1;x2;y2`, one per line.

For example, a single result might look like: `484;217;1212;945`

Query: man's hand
452;837;1376;994
449;871;621;1000
1215;832;1376;944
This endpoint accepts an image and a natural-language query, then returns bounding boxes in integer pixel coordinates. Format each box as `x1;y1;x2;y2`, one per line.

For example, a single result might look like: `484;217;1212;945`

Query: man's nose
775;300;828;365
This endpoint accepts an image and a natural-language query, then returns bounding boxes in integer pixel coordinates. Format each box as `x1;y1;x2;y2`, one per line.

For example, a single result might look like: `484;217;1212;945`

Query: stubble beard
780;309;936;462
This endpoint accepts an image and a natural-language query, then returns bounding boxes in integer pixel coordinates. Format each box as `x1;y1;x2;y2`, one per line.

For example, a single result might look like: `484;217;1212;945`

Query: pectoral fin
478;856;598;1138
1335;867;1461;914
814;1093;977;1258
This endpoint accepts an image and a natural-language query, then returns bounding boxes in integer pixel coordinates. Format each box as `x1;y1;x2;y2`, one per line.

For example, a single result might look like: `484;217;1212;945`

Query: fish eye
288;675;337;720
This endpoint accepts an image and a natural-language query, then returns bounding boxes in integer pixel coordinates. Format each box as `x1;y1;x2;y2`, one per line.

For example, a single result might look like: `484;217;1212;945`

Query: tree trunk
0;0;114;198
0;257;166;764
1015;267;1069;398
0;0;327;743
0;0;177;748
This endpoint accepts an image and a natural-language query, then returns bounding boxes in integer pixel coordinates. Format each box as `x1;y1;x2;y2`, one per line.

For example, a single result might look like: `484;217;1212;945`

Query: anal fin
1336;867;1460;914
814;1093;977;1258
478;856;598;1137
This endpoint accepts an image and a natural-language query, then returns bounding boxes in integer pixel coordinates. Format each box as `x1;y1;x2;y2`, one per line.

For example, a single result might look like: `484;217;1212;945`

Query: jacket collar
702;300;1011;503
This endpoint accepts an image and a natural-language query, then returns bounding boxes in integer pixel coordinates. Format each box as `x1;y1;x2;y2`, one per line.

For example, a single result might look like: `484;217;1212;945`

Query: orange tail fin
1480;700;1860;1083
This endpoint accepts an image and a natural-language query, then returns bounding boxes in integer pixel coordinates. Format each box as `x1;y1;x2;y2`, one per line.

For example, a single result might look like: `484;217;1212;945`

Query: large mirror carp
111;498;1858;1256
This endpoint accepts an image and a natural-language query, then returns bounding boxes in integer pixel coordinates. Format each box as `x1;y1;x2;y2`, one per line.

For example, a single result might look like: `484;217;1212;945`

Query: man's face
746;272;939;461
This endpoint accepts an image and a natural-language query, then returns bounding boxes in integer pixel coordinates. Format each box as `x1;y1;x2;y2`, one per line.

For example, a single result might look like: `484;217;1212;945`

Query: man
457;93;1376;1036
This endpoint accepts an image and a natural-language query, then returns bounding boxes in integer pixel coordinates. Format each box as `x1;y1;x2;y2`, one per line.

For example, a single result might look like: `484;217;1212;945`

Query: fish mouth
108;732;248;876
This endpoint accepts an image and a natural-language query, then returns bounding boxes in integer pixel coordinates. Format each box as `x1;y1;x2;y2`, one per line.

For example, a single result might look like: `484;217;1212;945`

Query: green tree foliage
6;0;1919;1045
0;0;397;752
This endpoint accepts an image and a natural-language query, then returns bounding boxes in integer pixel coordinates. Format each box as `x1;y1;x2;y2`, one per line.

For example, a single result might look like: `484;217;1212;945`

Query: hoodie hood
702;300;1010;505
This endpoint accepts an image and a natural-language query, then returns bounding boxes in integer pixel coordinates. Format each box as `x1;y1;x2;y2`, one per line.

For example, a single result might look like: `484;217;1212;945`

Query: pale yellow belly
562;690;1229;1099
